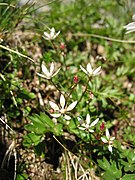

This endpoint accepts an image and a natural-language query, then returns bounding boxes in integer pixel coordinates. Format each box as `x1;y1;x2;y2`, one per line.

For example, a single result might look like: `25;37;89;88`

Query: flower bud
100;122;105;131
73;75;79;84
89;91;94;99
60;43;66;50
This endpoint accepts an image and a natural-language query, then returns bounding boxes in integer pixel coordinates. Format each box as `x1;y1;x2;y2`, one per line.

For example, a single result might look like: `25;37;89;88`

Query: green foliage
0;0;135;179
0;0;35;33
98;157;122;180
23;112;63;147
16;173;28;180
122;174;135;180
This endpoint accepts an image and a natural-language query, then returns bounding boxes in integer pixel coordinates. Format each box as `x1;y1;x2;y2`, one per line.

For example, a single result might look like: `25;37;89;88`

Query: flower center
85;124;90;129
60;108;66;114
108;140;113;145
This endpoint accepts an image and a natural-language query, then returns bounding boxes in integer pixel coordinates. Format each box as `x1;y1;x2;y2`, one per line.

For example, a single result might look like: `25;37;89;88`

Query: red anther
73;75;79;84
49;108;54;113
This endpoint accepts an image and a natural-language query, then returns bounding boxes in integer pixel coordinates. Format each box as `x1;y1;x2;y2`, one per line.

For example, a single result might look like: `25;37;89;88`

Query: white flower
37;62;60;79
124;14;135;34
101;129;115;152
49;94;77;120
78;114;99;132
43;27;60;40
80;63;101;77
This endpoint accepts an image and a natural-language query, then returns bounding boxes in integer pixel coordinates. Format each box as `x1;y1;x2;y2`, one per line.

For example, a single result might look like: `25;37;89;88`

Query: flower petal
60;94;66;109
49;101;59;111
106;129;110;139
132;14;135;21
50;113;61;118
93;66;101;76
101;137;108;143
124;22;135;33
64;114;71;120
78;126;85;130
86;63;93;75
52;67;61;77
36;72;49;79
50;27;55;38
44;32;50;39
124;22;135;30
77;117;82;122
108;145;113;152
110;137;115;141
66;101;77;111
42;64;50;77
89;129;94;133
80;65;88;75
86;114;90;125
54;31;60;39
50;62;55;74
90;118;99;127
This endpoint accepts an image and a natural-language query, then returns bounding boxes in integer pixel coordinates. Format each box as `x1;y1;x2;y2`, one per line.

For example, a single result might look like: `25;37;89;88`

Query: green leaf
29;114;44;127
39;112;54;128
122;174;135;180
28;115;46;134
76;84;83;99
68;119;78;130
8;109;20;118
103;171;116;180
23;106;31;117
34;141;46;157
23;132;41;147
25;124;35;132
98;157;110;170
54;123;63;136
98;158;122;178
123;149;135;163
110;160;122;178
18;88;36;99
124;164;135;172
127;151;135;163
26;113;55;135
121;159;135;172
16;173;28;180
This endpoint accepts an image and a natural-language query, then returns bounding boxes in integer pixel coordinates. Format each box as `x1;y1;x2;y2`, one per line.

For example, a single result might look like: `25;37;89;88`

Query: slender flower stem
67;83;78;102
50;79;61;94
73;33;135;44
49;40;56;51
50;40;60;57
49;40;67;78
77;77;92;106
62;54;67;78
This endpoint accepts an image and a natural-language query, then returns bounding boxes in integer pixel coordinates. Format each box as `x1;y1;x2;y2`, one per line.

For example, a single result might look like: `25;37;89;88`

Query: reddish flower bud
89;91;94;99
73;75;79;84
100;122;105;131
60;43;66;50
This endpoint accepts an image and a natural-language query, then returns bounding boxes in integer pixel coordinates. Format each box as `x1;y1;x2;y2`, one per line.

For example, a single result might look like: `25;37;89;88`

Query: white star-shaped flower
124;14;135;34
37;62;61;79
43;27;60;41
78;114;99;132
101;129;115;152
80;63;101;77
49;94;77;120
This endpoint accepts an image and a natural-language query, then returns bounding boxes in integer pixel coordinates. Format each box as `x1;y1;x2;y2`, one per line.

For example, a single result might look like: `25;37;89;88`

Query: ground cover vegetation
0;0;135;179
